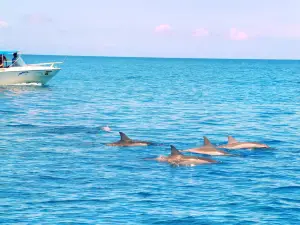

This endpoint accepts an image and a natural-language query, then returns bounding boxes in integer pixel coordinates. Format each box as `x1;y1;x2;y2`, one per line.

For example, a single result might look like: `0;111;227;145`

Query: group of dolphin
106;132;270;166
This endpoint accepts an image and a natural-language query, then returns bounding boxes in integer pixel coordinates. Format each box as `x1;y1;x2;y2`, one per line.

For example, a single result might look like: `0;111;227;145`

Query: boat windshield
12;56;26;67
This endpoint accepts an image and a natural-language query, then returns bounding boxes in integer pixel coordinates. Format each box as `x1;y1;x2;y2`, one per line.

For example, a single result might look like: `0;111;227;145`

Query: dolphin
181;136;230;156
145;145;217;166
218;136;269;149
105;132;152;147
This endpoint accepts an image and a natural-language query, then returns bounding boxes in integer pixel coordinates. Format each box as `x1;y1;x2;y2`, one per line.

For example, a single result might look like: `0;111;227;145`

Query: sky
1;0;300;59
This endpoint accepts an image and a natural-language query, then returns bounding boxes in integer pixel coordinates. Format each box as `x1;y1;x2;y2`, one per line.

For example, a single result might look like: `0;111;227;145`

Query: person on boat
0;54;7;68
11;52;20;67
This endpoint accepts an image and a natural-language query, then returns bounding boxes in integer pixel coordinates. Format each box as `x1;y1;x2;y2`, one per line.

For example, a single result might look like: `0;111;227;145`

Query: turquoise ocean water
1;55;300;224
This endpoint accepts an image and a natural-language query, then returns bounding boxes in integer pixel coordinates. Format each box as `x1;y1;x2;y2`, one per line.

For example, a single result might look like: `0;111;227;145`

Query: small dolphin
106;132;152;147
181;136;230;156
145;145;217;166
218;136;269;149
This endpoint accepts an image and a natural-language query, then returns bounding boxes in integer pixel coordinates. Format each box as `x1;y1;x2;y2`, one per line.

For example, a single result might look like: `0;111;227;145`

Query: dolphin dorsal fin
170;145;183;156
228;136;238;144
119;132;131;142
203;136;213;146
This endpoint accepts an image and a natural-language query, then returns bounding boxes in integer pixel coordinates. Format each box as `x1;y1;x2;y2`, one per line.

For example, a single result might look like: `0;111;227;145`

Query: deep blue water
1;55;300;224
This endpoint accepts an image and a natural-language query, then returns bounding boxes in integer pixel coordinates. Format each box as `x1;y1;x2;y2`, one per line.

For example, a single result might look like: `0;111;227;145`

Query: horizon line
20;52;300;61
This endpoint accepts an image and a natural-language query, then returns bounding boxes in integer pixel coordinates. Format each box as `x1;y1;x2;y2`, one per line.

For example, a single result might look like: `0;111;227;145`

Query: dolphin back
170;145;183;156
203;136;213;146
119;132;132;142
228;136;238;144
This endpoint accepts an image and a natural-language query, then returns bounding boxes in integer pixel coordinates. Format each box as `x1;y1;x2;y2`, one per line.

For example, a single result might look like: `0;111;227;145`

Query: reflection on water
0;84;51;97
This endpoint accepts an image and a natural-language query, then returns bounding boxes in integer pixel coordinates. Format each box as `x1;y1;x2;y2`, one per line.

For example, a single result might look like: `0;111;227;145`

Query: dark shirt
12;56;17;64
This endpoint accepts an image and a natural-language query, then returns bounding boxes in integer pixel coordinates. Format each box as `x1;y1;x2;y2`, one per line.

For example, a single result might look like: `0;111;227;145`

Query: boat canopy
0;50;25;68
0;50;19;55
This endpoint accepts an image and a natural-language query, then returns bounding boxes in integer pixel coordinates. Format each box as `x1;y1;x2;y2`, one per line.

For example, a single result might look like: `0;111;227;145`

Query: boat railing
27;62;63;68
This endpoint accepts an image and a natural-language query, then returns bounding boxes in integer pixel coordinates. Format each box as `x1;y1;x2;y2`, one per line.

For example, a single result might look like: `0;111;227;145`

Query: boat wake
7;82;43;86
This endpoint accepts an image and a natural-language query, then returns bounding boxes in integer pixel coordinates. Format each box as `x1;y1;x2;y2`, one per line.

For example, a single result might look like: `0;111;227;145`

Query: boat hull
0;67;60;85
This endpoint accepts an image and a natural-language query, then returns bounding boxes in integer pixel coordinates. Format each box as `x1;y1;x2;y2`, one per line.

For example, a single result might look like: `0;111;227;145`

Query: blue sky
1;0;300;58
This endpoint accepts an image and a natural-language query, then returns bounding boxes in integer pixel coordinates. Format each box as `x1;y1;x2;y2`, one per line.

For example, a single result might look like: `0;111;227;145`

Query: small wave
6;124;100;135
273;186;300;193
43;125;100;135
6;124;38;128
38;175;67;181
152;217;202;225
279;197;300;204
136;191;153;197
35;199;109;205
0;110;20;114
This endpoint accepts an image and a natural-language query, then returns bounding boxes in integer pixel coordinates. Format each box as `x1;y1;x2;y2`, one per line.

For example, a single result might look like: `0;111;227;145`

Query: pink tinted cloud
0;20;8;28
192;28;209;37
230;28;248;41
24;14;53;24
155;24;171;33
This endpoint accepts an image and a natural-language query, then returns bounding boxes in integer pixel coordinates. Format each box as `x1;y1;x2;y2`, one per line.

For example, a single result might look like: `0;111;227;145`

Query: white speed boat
0;50;62;85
